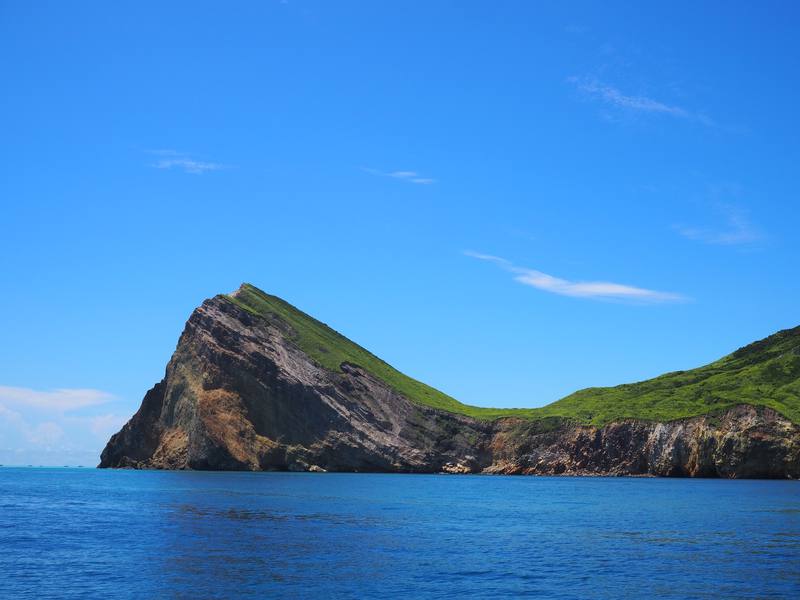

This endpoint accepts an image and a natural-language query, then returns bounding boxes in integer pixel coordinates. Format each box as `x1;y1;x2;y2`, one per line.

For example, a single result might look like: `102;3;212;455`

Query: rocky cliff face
487;405;799;477
100;292;800;478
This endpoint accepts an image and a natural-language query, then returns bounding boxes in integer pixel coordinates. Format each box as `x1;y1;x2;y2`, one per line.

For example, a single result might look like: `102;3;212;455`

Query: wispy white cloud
676;203;762;245
0;386;113;411
568;76;712;125
155;158;226;174
465;251;685;303
0;386;129;466
83;413;129;438
361;167;436;185
0;403;65;447
148;149;228;174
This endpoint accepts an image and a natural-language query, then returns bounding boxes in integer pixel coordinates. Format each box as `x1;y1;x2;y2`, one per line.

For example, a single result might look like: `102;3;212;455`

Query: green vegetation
226;284;800;425
226;284;535;419
534;327;800;425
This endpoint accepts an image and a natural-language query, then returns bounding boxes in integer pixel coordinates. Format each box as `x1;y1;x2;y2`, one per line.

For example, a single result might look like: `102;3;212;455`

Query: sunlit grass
227;284;800;425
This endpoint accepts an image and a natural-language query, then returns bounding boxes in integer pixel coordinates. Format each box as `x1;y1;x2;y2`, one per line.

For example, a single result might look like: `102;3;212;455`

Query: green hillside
534;326;800;425
226;284;535;419
226;284;800;425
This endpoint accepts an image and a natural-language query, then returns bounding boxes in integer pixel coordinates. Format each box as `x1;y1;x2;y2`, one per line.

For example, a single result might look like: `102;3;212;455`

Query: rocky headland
100;285;800;478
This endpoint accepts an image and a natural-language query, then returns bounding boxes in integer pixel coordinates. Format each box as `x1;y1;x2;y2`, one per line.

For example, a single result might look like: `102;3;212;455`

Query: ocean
0;468;798;599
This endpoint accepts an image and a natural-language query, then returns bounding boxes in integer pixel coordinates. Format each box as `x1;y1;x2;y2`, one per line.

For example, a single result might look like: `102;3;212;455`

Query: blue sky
1;1;799;465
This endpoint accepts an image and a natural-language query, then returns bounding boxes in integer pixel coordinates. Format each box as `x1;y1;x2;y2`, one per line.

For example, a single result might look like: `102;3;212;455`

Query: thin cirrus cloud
568;76;713;125
676;204;762;245
361;167;436;185
148;149;228;174
0;386;114;411
464;251;685;303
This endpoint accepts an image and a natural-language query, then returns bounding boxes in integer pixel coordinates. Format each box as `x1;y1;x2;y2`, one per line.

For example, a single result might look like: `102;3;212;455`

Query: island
100;284;800;477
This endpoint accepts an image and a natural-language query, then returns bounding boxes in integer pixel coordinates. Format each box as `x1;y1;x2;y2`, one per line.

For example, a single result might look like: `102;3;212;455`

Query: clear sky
1;1;799;465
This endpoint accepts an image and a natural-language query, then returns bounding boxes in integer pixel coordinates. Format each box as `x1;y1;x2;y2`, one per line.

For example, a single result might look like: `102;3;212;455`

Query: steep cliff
100;285;800;477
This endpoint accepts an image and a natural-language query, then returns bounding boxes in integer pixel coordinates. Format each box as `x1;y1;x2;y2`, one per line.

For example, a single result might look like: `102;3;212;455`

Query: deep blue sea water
0;469;798;599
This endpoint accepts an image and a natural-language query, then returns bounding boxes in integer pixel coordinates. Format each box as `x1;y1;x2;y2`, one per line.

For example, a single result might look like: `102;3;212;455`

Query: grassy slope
226;284;535;419
226;284;800;425
535;327;800;425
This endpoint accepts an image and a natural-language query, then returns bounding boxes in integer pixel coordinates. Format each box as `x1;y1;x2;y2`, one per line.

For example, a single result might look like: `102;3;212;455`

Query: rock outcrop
486;405;799;477
100;288;800;478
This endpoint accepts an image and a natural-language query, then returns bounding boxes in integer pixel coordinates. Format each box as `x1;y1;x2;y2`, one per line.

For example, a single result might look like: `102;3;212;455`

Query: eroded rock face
100;296;493;473
100;296;800;478
486;405;800;477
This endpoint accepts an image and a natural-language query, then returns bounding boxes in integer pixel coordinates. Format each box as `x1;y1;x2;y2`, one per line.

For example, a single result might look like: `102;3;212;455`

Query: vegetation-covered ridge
225;284;534;419
541;324;800;425
226;284;800;425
